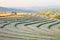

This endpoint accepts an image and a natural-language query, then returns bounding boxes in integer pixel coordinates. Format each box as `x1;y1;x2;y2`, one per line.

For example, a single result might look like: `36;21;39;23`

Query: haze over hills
0;7;42;12
0;6;60;12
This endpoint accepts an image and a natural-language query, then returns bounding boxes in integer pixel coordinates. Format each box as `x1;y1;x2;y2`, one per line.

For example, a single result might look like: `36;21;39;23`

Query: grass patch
48;21;60;29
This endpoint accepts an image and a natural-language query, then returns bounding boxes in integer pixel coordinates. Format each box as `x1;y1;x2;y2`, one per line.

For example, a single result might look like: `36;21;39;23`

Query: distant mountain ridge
0;6;60;12
0;7;37;12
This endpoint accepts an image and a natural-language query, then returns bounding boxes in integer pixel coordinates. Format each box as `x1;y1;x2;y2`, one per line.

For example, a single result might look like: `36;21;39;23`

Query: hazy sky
0;0;60;8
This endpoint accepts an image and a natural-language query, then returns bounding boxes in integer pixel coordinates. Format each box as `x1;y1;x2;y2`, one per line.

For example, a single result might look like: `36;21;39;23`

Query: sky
0;0;60;8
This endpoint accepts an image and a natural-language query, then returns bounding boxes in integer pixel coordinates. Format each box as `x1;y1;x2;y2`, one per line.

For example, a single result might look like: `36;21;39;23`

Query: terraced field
0;15;60;40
